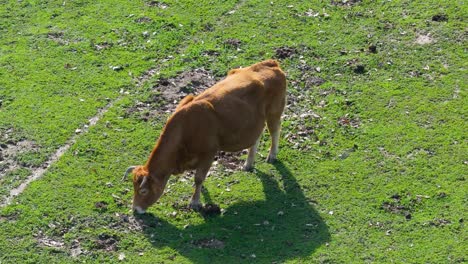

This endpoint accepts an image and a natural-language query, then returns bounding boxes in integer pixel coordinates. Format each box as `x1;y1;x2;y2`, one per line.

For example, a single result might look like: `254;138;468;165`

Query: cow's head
123;166;168;214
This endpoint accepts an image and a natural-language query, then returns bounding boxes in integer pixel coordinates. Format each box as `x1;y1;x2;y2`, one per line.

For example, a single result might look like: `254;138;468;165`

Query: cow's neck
144;116;182;178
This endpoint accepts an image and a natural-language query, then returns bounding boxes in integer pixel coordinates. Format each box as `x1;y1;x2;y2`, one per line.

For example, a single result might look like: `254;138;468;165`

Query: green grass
0;0;466;263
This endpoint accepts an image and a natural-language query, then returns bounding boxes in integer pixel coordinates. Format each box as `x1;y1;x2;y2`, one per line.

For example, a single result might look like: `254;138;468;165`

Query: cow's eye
139;188;149;196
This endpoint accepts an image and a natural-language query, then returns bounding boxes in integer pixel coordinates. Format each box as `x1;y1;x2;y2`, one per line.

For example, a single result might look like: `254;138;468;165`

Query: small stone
277;211;284;216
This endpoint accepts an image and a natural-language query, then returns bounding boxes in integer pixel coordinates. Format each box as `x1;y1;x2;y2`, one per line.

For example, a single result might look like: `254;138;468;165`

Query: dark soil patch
146;1;168;9
381;201;408;214
155;68;217;107
304;76;326;87
275;46;297;59
224;38;242;48
202;50;221;57
135;17;153;23
338;115;361;128
94;42;113;51
47;31;67;44
125;68;218;121
215;151;245;171
429;218;451;227
290;62;327;90
381;193;410;216
0;210;20;223
331;0;362;6
95;233;119;251
192;238;225;249
94;201;108;211
432;14;448;22
381;193;428;220
368;44;377;53
47;32;63;39
0;136;40;177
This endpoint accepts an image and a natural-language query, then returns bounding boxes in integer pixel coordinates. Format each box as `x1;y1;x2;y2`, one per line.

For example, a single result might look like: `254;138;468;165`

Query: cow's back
178;60;286;152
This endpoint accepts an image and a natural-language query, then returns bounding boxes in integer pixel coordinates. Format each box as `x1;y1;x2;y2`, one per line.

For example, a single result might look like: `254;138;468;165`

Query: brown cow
123;60;286;214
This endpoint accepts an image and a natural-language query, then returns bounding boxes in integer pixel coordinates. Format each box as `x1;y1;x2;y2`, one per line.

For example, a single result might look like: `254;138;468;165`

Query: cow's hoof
243;164;254;172
266;155;277;164
188;202;202;211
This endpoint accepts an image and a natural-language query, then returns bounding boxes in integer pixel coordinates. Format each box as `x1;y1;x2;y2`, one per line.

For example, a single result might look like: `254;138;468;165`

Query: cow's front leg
189;158;213;211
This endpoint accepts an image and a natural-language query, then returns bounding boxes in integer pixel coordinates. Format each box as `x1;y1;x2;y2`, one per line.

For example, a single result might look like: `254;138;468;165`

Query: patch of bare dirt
0;212;19;223
202;50;221;57
94;42;113;51
156;68;217;103
125;68;218;121
95;233;119;251
381;193;430;220
215;151;245;171
94;201;109;211
345;58;366;74
0;130;40;177
275;46;297;59
331;0;362;6
415;34;434;45
429;218;451;227
47;31;68;45
135;17;153;23
224;38;242;48
146;1;168;9
290;59;327;90
111;213;160;231
338;115;361;128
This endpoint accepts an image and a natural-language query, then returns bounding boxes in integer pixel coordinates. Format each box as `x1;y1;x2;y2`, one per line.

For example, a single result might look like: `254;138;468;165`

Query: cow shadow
137;161;330;263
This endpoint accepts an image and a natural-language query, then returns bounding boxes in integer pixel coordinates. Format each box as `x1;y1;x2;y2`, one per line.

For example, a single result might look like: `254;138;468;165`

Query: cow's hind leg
189;157;214;211
266;113;282;163
243;135;261;171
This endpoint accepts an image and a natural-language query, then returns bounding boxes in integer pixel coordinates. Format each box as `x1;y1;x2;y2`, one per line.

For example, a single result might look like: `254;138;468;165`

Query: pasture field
0;0;466;263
